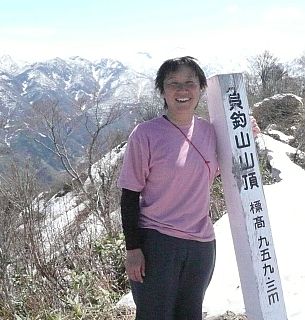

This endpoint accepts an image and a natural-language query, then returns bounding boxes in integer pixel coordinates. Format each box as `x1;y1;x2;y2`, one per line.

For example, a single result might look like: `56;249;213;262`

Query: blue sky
1;0;305;67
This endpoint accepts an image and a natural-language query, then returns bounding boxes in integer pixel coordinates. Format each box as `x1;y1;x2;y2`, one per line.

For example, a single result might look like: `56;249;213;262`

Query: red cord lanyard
163;115;211;179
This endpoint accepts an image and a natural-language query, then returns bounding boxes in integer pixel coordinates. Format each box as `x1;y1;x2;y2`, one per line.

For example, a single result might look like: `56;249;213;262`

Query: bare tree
288;53;305;98
0;195;17;314
136;93;164;122
0;161;53;313
247;50;287;99
28;94;123;236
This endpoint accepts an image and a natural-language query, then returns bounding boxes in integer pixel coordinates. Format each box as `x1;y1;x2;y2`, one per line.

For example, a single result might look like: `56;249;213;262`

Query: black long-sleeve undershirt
120;188;141;250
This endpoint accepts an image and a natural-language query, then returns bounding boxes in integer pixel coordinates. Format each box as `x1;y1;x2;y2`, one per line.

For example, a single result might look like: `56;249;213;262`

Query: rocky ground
205;311;247;319
114;308;247;319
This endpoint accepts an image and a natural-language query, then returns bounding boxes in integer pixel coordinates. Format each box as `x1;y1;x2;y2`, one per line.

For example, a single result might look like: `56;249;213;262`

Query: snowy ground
117;133;305;319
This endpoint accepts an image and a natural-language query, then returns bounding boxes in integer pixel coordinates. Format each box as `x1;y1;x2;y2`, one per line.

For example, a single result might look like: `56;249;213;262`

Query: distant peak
137;52;152;59
0;54;21;74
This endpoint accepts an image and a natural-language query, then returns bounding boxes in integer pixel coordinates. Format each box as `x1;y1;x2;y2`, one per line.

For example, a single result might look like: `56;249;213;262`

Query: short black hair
155;56;207;94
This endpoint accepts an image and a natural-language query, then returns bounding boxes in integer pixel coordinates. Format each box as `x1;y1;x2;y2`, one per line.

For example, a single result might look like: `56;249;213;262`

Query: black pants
131;229;216;320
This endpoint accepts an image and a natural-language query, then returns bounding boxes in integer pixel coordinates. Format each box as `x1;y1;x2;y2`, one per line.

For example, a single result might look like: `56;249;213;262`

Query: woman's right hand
125;248;146;283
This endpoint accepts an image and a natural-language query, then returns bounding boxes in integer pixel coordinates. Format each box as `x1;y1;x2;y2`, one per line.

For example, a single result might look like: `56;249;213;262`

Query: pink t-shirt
118;115;218;242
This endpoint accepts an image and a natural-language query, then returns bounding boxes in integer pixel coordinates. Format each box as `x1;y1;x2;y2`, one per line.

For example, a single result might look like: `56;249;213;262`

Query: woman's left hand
250;116;261;138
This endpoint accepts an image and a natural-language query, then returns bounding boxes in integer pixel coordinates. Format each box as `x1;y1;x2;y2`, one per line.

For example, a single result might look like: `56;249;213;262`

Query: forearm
120;188;141;250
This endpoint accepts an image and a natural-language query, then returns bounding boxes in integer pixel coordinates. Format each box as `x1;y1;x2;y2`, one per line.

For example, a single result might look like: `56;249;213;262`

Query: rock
252;93;304;136
116;291;136;309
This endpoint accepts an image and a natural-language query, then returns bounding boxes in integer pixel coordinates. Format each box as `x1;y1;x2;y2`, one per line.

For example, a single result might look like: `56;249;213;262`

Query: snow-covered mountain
0;55;155;180
0;55;155;109
0;54;25;75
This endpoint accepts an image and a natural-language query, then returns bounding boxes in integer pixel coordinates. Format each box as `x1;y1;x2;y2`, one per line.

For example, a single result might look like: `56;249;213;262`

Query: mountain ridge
0;54;155;182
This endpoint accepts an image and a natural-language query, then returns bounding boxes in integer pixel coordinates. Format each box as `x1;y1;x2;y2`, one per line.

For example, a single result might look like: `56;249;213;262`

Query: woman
118;56;257;319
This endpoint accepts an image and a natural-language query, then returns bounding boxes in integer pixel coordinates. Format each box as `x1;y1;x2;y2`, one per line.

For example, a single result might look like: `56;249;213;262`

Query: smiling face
162;65;201;118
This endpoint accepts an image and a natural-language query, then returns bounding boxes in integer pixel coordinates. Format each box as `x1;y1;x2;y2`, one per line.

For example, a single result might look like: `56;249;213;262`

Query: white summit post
206;73;287;320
